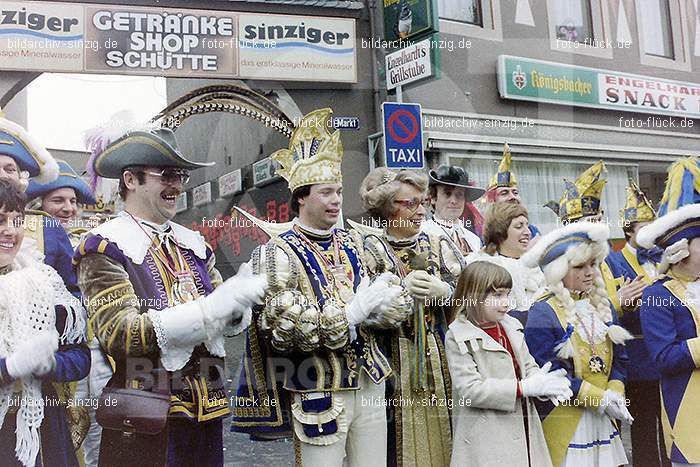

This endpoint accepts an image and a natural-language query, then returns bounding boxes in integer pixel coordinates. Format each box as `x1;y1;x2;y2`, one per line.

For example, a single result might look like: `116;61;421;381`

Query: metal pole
396;84;403;103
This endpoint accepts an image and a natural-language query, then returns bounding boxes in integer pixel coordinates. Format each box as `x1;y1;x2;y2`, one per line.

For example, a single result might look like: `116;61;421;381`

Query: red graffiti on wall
191;201;290;257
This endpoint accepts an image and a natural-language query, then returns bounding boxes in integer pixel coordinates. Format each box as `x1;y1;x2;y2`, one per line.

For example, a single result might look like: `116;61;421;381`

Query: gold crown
271;108;343;193
559;160;607;222
620;180;655;225
487;143;517;190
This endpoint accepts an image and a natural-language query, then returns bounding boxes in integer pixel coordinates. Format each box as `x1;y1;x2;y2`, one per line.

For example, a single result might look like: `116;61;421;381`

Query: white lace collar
293;217;334;236
90;211;207;264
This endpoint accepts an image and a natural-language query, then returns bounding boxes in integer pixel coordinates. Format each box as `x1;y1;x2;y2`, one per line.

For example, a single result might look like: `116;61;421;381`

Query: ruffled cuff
147;301;207;371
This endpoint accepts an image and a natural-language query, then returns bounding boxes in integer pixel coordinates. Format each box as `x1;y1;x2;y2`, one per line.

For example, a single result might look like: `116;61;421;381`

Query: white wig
522;221;631;358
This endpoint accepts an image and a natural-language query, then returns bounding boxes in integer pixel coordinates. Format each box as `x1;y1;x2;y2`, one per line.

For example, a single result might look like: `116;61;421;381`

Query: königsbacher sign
498;55;700;119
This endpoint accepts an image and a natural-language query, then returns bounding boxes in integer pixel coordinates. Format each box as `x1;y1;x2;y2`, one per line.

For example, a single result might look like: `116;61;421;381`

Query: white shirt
423;217;482;257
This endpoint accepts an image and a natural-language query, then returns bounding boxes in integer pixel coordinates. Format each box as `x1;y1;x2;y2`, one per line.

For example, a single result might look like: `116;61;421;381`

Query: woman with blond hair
467;201;545;325
354;167;465;467
446;260;571;466
523;222;633;467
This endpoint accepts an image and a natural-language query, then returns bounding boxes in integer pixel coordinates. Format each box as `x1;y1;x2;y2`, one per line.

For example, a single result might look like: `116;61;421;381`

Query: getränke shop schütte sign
498;55;700;119
0;1;357;82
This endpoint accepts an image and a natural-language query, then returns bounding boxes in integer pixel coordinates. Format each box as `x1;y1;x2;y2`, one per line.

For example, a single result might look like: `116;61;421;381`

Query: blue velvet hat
0;116;58;183
25;160;96;205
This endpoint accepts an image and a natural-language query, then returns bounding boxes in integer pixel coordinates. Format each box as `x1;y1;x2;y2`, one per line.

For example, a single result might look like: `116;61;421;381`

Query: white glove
521;362;573;403
6;330;59;379
200;263;267;339
346;275;391;326
599;389;634;424
403;270;450;300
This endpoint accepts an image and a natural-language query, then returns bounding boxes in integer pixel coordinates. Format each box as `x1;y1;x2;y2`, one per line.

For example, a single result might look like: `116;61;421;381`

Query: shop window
438;0;483;26
438;0;502;41
546;0;613;58
635;0;690;70
550;0;594;43
446;155;633;238
640;0;674;57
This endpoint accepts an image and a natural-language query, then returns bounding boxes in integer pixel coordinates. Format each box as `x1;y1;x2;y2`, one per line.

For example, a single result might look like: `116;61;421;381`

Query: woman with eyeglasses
356;167;465;467
466;202;545;326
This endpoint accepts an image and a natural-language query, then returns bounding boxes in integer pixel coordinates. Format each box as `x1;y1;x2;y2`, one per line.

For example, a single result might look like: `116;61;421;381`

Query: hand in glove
6;330;59;379
403;270;450;300
345;275;390;326
521;362;573;404
599;390;634;424
200;263;267;338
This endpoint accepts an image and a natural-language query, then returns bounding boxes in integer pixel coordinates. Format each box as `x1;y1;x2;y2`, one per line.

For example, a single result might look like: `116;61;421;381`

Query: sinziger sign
0;1;357;82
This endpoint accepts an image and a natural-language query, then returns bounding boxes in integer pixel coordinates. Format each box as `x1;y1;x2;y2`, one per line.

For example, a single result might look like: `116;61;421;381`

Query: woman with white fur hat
522;221;633;467
638;156;700;467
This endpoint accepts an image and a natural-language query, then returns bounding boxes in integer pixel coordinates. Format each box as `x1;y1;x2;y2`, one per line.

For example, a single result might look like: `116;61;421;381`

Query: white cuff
148;301;207;371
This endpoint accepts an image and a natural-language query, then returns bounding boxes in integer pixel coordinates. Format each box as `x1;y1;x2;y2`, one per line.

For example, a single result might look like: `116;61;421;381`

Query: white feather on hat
521;221;610;269
637;203;700;249
0;116;58;184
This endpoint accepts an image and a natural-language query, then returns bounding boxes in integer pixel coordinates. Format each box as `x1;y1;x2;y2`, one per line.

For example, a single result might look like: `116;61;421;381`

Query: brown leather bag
96;386;170;437
95;369;171;467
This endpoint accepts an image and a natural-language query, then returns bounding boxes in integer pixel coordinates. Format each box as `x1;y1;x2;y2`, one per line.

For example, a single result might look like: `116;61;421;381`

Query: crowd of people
0;107;698;467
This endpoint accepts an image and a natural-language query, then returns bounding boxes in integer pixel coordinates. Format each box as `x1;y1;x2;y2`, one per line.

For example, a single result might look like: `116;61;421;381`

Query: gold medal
331;266;354;303
173;271;198;304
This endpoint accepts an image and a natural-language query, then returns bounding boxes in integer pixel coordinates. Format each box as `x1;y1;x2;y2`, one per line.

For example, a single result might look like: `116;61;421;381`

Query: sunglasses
394;197;430;211
143;168;191;185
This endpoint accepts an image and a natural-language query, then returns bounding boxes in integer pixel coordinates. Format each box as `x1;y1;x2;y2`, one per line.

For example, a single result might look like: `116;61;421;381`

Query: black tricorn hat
93;128;214;179
428;165;485;202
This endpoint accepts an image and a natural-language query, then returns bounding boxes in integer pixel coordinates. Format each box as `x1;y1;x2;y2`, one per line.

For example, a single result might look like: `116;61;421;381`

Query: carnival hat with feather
0;115;58;184
487;142;518;191
86;115;214;180
637;157;700;272
548;160;607;223
271;108;343;194
620;178;656;227
25;159;96;205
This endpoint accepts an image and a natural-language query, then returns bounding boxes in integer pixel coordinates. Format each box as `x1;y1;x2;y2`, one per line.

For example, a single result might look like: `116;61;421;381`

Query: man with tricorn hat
230;108;410;466
25;159;97;246
74;122;267;466
0;115;79;293
423;164;484;255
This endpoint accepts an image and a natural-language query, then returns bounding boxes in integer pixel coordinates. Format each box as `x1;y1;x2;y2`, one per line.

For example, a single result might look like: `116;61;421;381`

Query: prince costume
231;109;410;466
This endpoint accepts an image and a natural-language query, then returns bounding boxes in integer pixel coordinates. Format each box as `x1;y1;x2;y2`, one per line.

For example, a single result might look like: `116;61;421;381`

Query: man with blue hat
74;123;267;466
0;116;79;296
26;159;97;245
486;143;541;239
609;180;669;466
638;156;700;467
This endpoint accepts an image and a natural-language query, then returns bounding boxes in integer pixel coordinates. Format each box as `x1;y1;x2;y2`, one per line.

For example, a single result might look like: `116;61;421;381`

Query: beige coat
445;315;553;467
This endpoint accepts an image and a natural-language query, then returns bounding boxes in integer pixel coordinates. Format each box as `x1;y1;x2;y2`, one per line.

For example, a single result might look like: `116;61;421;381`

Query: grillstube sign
0;1;357;82
498;55;700;119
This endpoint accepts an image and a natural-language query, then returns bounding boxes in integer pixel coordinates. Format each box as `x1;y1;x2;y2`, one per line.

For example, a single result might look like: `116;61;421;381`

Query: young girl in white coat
445;260;572;467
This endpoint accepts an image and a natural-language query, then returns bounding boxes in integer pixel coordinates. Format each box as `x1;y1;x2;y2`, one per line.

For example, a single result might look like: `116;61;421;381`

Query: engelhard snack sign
498;55;700;119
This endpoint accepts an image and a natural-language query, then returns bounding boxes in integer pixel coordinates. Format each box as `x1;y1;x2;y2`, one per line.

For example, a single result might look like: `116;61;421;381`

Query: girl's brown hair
451;260;512;324
482;202;528;255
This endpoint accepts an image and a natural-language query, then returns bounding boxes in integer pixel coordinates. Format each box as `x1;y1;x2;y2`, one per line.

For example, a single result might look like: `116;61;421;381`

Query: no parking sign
382;102;424;169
